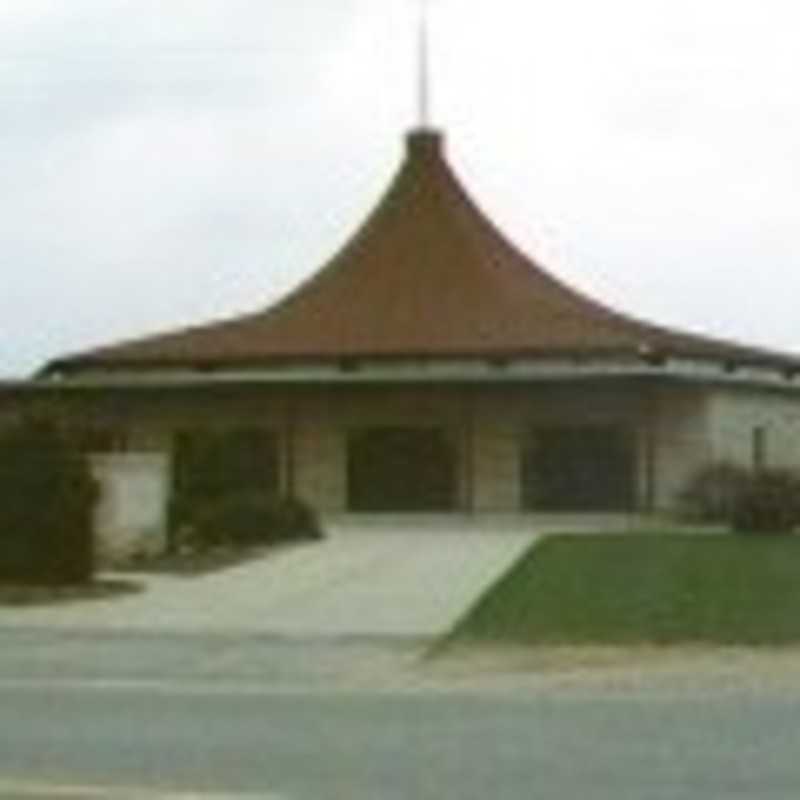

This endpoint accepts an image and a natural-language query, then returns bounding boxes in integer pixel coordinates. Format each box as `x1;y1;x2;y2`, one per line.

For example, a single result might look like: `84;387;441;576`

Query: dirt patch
0;579;142;607
423;643;800;695
113;540;314;577
114;546;270;577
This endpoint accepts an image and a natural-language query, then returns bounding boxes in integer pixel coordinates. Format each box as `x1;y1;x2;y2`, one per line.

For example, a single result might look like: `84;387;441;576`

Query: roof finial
417;0;431;129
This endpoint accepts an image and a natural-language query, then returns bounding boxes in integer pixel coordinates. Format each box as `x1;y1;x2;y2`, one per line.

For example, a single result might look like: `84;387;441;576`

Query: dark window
752;426;767;471
521;425;636;512
347;427;457;512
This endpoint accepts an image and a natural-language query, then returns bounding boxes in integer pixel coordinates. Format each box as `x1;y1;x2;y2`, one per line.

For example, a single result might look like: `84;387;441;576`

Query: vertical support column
642;385;658;513
283;395;296;499
461;388;475;515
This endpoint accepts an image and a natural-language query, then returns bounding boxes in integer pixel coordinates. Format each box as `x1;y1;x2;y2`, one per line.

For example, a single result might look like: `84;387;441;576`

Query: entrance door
347;427;457;512
521;426;636;511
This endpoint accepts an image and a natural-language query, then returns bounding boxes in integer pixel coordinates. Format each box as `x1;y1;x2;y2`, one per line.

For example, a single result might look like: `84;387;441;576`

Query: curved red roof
48;129;800;374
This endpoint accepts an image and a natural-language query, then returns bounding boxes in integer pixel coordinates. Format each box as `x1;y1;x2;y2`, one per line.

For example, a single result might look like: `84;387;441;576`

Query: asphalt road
2;679;800;797
2;629;800;799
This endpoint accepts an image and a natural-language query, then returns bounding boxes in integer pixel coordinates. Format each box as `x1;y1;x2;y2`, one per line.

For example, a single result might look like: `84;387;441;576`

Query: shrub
679;462;751;523
264;495;323;542
169;428;279;537
0;418;98;585
731;469;800;535
189;492;322;551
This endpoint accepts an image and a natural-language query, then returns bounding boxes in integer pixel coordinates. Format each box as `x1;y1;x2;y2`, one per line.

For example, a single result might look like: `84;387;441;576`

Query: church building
4;126;800;556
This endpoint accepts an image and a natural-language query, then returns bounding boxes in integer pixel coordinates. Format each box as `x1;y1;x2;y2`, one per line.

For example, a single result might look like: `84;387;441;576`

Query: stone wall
290;386;465;512
294;421;345;511
285;383;664;513
85;382;713;516
648;386;710;511
707;387;800;471
91;453;170;563
9;378;788;523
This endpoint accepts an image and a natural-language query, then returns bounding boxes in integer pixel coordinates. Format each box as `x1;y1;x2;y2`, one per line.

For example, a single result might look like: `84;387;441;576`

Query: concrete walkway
0;517;537;638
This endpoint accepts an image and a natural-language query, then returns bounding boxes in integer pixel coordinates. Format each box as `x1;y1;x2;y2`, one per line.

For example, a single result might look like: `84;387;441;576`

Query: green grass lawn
447;533;800;646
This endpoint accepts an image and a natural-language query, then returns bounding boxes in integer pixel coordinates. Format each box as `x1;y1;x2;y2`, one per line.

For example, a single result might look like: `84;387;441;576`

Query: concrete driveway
0;516;537;638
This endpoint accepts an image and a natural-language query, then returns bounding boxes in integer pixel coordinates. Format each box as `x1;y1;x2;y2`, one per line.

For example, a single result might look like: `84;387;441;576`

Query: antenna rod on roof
418;0;431;129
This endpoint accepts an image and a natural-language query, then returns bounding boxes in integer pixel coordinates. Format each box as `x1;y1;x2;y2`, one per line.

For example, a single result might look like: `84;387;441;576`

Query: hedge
0;419;97;584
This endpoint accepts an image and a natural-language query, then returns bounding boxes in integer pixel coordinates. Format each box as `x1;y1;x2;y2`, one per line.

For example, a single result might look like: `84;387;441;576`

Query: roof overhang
16;354;800;395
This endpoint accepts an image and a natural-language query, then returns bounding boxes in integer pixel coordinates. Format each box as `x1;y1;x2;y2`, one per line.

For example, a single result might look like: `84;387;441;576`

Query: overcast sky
3;0;800;376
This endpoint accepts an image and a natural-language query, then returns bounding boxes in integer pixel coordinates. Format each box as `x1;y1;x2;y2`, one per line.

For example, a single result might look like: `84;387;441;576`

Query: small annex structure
5;126;800;556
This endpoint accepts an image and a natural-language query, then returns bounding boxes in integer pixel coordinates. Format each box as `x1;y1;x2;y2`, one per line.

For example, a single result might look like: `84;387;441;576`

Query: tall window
752;426;767;472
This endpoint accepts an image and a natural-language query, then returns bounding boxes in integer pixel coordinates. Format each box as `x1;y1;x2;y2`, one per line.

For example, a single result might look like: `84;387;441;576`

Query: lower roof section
9;353;800;396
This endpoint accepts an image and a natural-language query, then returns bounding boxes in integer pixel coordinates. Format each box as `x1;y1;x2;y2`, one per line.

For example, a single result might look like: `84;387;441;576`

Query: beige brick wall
294;421;346;512
468;385;655;512
289;386;467;512
707;387;800;471
471;416;520;512
470;385;651;511
642;386;800;510
91;452;170;563
124;383;692;513
649;387;710;510
19;380;792;516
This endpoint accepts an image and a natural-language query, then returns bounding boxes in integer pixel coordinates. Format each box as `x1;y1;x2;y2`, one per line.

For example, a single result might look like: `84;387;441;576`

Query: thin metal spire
417;0;431;128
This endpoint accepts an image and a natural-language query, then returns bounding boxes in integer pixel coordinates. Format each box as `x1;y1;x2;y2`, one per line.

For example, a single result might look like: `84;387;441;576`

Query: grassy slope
448;534;800;646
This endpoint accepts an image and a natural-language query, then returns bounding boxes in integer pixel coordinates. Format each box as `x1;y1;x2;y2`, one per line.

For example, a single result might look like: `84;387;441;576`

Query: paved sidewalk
0;517;537;638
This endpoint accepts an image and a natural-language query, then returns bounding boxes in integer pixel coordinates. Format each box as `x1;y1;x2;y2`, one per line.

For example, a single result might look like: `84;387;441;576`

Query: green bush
265;495;322;542
189;492;322;551
191;492;267;549
0;419;98;585
679;462;751;523
169;428;279;537
731;469;800;535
